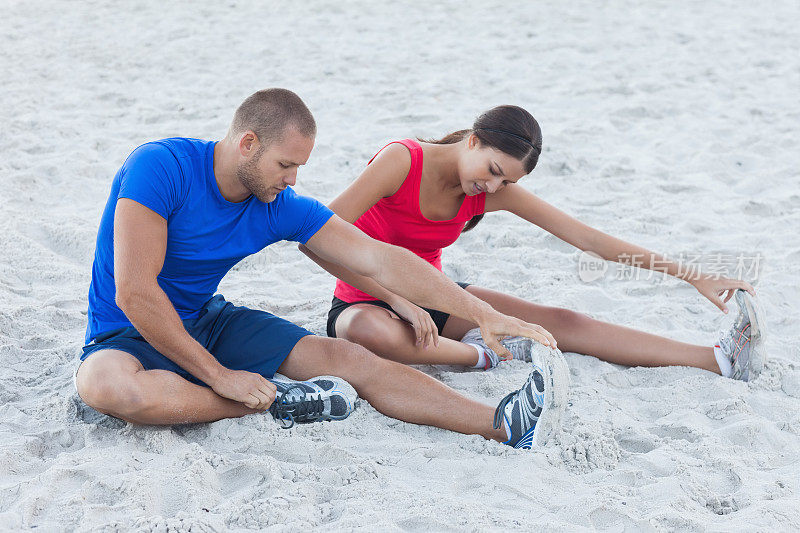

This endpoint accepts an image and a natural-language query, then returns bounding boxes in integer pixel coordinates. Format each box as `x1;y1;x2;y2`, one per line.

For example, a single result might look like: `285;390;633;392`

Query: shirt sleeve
268;187;335;244
117;142;186;219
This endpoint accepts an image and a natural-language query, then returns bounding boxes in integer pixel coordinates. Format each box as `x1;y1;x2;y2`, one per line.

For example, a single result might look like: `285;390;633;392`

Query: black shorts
326;282;470;338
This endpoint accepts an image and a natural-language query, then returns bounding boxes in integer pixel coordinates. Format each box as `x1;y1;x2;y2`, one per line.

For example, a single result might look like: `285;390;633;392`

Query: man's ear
238;131;260;157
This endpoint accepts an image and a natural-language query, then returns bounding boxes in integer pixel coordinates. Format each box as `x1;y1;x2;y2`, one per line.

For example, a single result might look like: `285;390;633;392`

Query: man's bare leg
76;342;509;441
277;336;508;441
76;350;260;424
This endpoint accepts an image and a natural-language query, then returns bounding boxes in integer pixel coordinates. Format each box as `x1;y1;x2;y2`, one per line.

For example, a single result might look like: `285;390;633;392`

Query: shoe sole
529;345;571;447
310;375;360;420
739;291;767;379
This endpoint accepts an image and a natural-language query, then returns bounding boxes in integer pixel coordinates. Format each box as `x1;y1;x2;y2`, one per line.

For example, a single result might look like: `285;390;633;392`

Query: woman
301;105;766;381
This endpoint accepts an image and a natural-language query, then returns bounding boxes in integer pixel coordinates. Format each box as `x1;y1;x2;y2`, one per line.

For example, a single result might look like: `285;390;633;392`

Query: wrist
468;299;496;325
681;271;708;286
199;360;228;387
384;293;407;308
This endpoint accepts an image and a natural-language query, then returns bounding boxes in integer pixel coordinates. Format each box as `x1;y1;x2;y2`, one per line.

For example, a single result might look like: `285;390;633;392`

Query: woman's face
457;134;528;196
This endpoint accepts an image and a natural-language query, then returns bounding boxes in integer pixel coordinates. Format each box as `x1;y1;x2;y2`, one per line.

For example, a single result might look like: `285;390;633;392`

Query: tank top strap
469;191;487;218
367;139;423;203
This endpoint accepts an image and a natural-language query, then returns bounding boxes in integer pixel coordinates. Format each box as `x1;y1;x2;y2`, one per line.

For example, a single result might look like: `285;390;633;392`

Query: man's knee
322;336;379;368
76;351;149;418
320;337;399;385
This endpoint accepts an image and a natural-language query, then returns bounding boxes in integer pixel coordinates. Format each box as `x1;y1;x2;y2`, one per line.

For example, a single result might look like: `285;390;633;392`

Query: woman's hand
388;297;440;348
690;274;755;313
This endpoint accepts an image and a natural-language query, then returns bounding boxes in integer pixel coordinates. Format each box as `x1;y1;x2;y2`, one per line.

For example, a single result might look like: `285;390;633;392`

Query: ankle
713;344;732;377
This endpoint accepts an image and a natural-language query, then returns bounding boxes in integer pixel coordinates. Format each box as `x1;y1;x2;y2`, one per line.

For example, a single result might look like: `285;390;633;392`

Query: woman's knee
339;309;408;352
546;307;593;337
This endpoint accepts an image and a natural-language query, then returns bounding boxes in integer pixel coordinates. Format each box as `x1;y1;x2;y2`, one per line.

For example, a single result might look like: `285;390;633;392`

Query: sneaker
493;343;570;449
718;289;767;381
461;328;539;369
268;374;359;428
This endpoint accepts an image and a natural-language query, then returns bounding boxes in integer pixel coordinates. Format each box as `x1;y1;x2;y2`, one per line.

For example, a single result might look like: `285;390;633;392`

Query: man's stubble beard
236;149;277;203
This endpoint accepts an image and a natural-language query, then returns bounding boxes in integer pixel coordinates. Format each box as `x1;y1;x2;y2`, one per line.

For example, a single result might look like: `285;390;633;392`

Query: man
75;88;569;448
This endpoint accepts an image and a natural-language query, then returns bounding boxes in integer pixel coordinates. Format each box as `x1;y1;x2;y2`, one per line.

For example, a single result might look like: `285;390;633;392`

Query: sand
1;0;798;530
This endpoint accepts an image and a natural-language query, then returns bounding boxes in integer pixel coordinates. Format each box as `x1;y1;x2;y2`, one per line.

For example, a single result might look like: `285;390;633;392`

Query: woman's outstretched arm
488;183;755;312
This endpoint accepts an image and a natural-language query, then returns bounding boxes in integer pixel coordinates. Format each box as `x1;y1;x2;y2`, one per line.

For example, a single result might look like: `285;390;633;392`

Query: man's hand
208;369;277;410
305;217;560;352
476;306;558;360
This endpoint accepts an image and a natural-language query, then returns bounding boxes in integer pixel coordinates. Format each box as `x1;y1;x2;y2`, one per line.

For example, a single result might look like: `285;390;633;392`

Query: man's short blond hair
230;88;316;146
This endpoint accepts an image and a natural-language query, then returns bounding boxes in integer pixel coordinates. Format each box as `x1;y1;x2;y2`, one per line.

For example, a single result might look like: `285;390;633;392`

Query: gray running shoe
717;289;767;381
269;374;359;428
493;343;570;448
461;328;539;369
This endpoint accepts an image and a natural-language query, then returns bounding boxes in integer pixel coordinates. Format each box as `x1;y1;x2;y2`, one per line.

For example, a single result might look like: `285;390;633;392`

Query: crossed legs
75;336;507;440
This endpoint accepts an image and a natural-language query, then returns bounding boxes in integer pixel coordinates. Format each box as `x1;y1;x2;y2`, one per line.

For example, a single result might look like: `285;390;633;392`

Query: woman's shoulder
369;140;415;168
364;141;418;198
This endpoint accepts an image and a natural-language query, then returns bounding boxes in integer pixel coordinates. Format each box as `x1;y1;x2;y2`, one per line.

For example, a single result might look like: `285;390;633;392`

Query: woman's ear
467;132;480;150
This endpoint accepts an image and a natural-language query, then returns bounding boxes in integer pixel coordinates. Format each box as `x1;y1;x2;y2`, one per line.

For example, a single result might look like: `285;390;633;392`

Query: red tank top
334;139;486;303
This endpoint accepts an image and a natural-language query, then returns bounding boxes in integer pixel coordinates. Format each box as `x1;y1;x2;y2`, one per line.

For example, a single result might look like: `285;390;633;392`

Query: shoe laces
269;385;325;429
718;318;750;360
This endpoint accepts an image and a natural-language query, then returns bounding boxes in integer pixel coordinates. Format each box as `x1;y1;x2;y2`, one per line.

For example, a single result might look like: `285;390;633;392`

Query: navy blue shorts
80;294;313;387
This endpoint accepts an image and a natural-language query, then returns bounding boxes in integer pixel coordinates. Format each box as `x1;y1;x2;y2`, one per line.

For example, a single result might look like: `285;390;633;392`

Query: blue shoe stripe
514;427;536;449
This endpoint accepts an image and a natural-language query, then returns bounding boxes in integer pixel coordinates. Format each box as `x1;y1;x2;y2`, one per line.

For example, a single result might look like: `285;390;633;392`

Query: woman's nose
486;177;503;193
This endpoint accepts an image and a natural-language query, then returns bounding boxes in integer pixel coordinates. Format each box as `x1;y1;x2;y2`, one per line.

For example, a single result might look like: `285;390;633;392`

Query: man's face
237;127;315;203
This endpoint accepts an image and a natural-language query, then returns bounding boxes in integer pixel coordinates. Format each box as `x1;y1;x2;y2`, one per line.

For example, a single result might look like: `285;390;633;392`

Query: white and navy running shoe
493;344;570;449
717;289;767;381
460;327;539;369
269;374;359;428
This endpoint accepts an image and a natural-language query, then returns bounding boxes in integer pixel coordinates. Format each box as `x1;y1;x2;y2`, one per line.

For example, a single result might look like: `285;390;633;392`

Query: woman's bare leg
335;304;481;366
440;285;721;374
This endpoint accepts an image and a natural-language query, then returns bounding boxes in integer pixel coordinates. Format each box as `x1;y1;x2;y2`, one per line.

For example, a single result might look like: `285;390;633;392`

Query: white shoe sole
529;344;571;447
740;291;768;379
310;375;360;420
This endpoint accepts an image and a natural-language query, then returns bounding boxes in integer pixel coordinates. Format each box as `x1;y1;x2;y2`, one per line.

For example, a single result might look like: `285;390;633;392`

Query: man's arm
303;215;557;355
113;198;276;410
299;243;405;305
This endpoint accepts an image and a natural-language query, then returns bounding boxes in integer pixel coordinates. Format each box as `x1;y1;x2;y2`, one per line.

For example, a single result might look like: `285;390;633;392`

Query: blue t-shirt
86;137;334;343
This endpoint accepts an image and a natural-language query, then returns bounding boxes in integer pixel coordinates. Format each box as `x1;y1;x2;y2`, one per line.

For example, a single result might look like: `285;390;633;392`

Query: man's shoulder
271;186;314;208
266;187;325;219
134;137;212;161
121;138;213;177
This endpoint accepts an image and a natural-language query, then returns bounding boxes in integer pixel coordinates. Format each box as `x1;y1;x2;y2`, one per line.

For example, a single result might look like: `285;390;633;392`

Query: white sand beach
1;0;798;530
